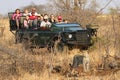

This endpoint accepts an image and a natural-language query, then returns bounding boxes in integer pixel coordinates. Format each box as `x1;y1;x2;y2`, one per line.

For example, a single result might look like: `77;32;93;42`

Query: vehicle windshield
53;23;84;31
64;26;83;31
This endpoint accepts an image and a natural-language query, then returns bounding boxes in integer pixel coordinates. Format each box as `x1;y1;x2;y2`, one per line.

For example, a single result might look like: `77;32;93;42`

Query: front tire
54;40;68;54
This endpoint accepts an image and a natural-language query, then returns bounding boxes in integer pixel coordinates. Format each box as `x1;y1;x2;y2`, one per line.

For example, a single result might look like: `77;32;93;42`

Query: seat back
8;12;14;19
20;16;26;28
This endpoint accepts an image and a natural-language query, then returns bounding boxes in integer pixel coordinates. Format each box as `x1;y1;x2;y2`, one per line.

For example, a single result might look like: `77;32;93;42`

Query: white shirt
40;21;51;27
29;12;38;16
22;13;30;16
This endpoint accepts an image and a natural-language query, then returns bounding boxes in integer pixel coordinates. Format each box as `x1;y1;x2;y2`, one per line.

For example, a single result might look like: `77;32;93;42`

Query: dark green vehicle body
16;29;57;47
15;23;96;49
8;12;97;50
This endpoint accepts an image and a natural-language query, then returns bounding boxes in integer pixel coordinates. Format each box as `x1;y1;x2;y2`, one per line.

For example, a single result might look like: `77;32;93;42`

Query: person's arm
47;22;51;27
12;13;16;20
12;13;22;20
19;13;22;17
29;15;38;20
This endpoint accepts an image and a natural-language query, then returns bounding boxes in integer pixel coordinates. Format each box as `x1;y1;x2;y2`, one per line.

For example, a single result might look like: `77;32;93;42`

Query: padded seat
19;16;26;28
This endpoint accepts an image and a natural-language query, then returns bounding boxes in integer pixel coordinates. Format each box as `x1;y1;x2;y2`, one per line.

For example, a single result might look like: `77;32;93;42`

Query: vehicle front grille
75;31;90;45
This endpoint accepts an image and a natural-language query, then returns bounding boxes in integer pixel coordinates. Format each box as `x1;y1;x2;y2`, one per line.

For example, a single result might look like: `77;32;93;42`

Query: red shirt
29;15;38;20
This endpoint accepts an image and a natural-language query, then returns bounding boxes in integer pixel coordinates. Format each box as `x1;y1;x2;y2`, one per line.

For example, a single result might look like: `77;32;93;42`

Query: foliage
1;0;120;79
47;0;100;27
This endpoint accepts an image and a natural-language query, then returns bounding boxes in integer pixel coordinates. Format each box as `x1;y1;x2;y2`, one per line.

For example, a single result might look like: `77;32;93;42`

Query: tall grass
0;17;120;80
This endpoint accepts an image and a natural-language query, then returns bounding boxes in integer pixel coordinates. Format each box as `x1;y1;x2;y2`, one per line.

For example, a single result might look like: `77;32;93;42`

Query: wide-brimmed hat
37;14;41;17
44;15;48;19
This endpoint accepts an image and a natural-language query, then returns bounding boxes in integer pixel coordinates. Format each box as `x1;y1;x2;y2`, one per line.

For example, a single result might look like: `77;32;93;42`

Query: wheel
54;40;68;54
22;33;32;50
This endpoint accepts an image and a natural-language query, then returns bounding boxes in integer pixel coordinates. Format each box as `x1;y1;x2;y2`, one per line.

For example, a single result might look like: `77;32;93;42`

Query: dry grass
0;18;120;80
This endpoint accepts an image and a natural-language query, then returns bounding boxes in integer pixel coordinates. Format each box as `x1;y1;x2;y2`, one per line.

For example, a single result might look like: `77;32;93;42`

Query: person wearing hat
57;16;63;23
40;15;51;29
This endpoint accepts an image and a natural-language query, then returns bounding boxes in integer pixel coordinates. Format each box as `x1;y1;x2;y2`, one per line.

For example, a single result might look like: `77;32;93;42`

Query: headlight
87;34;89;37
68;34;72;38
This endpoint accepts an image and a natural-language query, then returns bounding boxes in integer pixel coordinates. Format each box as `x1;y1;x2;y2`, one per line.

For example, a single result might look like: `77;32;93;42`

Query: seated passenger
49;14;56;23
23;16;30;29
29;8;38;29
29;8;38;16
29;12;38;20
63;19;68;23
57;16;64;23
40;15;51;29
23;9;30;16
12;9;22;29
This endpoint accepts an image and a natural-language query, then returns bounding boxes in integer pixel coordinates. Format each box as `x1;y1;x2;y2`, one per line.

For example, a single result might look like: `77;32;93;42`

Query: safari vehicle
8;12;97;52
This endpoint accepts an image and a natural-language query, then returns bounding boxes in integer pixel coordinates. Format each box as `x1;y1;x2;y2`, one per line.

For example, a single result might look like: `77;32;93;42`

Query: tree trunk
66;0;70;9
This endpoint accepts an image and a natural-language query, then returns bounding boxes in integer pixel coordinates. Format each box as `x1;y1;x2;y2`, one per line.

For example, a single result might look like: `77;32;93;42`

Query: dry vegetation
0;0;120;80
0;17;119;80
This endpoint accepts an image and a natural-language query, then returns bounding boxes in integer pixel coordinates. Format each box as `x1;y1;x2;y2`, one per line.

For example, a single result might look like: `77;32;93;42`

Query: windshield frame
52;23;84;31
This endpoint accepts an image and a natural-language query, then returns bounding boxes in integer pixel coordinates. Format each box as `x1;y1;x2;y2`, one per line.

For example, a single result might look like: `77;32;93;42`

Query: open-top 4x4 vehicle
8;12;98;53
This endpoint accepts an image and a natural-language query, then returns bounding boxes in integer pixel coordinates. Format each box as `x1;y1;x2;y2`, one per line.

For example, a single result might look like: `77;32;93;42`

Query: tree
21;1;51;14
109;7;120;57
49;0;99;27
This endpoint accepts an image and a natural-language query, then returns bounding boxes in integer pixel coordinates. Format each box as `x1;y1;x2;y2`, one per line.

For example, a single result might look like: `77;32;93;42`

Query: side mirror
86;24;98;37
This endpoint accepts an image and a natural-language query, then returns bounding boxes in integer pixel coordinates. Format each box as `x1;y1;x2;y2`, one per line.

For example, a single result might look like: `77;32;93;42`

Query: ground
0;19;120;80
